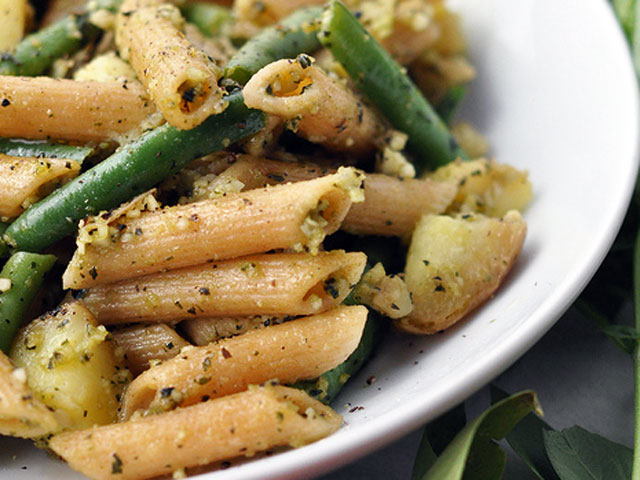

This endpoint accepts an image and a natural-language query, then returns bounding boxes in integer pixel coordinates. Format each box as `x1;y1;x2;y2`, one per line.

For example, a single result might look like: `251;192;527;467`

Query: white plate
1;0;638;478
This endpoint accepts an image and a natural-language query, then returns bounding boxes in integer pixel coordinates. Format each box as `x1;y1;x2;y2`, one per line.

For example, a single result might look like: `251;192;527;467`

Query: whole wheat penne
41;0;83;27
0;154;80;221
0;0;30;51
219;155;457;237
63;167;364;289
181;315;289;346
0;76;157;142
116;0;227;129
243;57;385;156
111;324;190;375
0;351;60;438
119;305;367;419
81;251;366;323
50;385;341;480
365;0;440;65
234;0;323;27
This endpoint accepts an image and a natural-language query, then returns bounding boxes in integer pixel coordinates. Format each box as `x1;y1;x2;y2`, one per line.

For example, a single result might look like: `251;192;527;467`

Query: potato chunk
10;302;129;430
396;211;526;334
429;158;533;217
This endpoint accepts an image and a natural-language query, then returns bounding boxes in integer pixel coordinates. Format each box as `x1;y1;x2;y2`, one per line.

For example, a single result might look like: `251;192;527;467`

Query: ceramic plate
1;0;638;478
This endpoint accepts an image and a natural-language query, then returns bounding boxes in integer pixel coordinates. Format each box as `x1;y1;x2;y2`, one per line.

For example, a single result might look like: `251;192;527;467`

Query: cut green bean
4;92;265;253
224;6;323;85
182;2;233;37
0;252;57;353
436;85;467;125
0;0;122;76
0;14;99;76
320;0;466;172
0;138;94;163
292;308;387;404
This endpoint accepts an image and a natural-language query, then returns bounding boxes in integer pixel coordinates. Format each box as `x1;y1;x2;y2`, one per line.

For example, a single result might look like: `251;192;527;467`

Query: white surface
2;0;638;478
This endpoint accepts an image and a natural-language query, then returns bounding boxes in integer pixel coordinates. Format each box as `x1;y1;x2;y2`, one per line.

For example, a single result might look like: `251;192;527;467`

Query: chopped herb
111;453;123;474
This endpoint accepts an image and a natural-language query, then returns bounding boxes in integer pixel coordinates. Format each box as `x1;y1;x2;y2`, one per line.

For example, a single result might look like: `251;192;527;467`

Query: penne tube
119;305;367;419
219;155;457;237
0;76;157;142
81;251;367;323
0;154;81;221
0;0;30;51
0;351;60;439
111;323;191;375
41;0;84;27
234;0;323;27
361;0;440;65
62;167;364;289
116;0;227;129
50;385;342;480
343;172;457;237
243;57;385;156
180;315;289;346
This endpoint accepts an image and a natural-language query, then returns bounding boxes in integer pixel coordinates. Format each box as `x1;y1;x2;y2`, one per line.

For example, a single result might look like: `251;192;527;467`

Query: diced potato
351;263;413;319
10;302;129;430
0;351;60;438
0;0;30;51
429;158;533;217
451;122;489;159
396;211;526;334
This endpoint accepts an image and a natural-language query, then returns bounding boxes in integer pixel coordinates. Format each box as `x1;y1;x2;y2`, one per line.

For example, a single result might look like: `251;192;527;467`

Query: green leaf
612;0;637;42
411;403;467;480
420;391;540;480
575;300;636;355
491;386;559;480
544;427;632;480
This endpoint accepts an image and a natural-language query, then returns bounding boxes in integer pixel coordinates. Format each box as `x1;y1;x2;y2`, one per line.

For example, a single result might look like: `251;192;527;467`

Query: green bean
0;14;99;77
0;224;7;259
436;85;467;125
0;252;57;353
224;6;323;85
319;0;466;172
4;91;265;253
0;138;94;163
0;0;121;76
292;308;387;404
182;2;233;37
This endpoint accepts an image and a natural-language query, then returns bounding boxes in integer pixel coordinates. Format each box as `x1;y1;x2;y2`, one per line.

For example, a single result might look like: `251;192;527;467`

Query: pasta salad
0;0;532;478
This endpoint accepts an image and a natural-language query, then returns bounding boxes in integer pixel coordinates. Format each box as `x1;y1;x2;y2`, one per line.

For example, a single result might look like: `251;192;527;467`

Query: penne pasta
80;251;367;323
243;57;385;156
234;0;323;27
0;76;157;142
119;305;367;419
116;0;227;129
111;323;190;375
0;351;60;439
218;154;457;237
50;385;342;480
62;167;364;289
41;0;84;27
180;315;289;346
0;154;80;221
